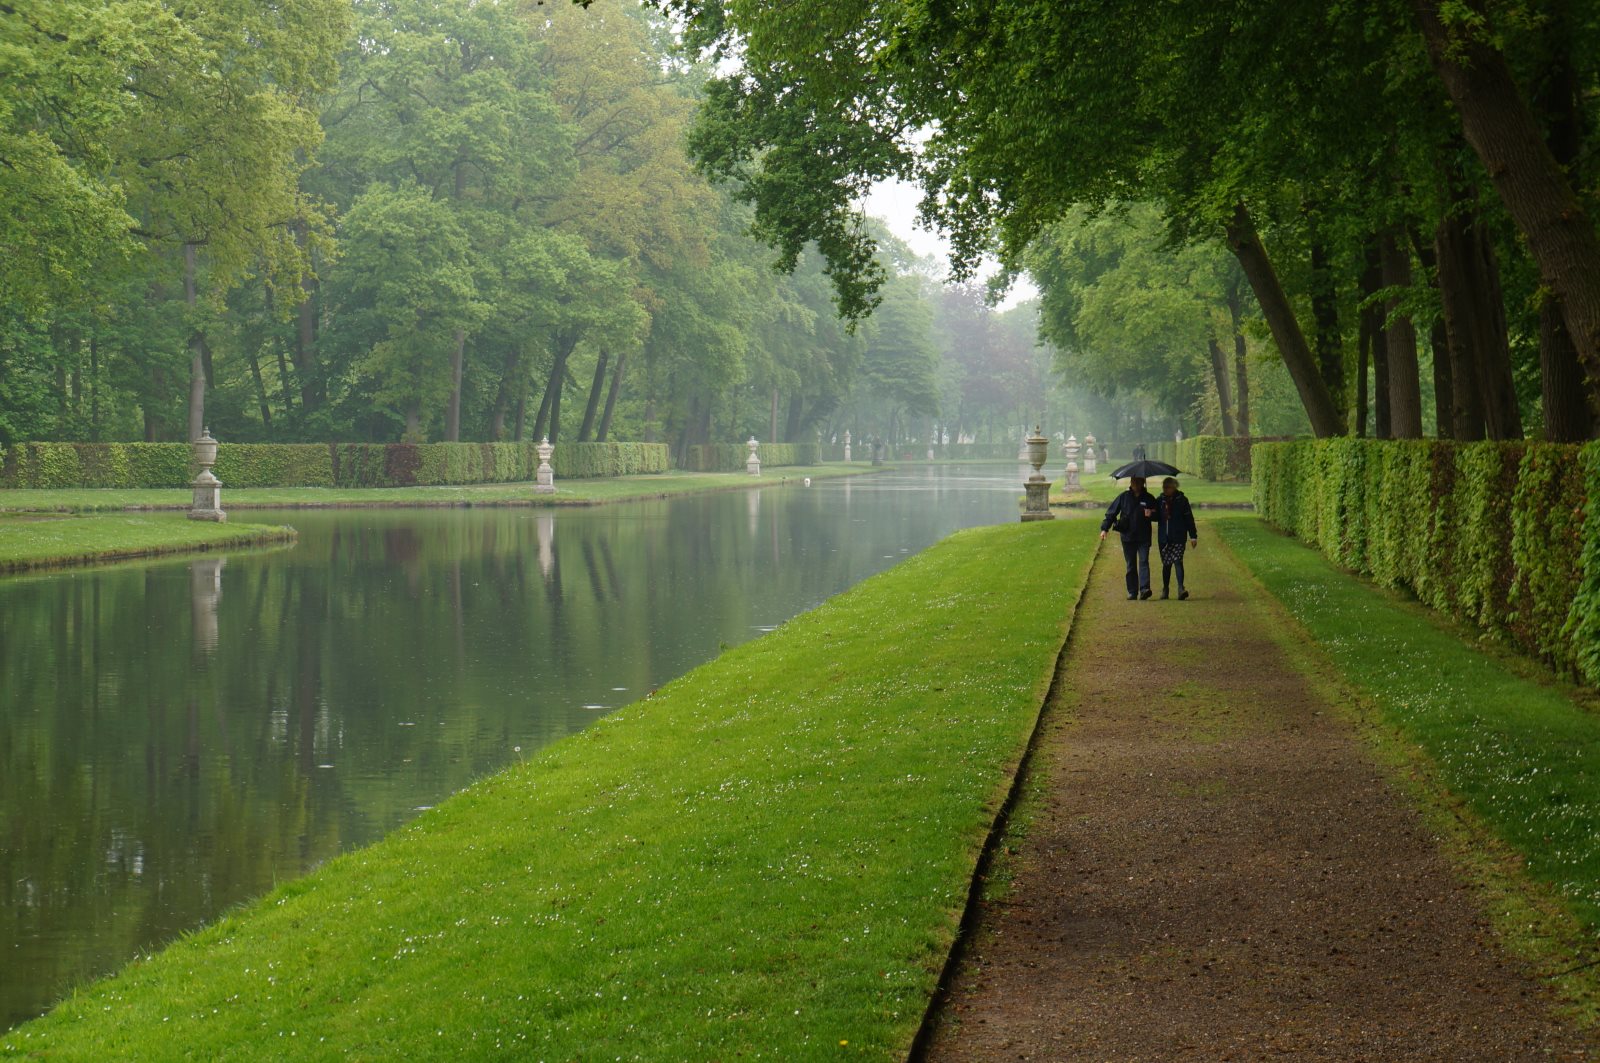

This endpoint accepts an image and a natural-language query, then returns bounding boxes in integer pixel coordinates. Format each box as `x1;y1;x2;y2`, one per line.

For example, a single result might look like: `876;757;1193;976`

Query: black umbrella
1110;459;1182;479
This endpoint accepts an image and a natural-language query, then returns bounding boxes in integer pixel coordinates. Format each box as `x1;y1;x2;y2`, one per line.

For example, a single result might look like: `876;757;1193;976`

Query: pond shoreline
0;517;298;575
0;464;888;514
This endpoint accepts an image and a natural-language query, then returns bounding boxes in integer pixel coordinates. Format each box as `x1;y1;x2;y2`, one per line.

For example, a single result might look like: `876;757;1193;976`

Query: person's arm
1184;496;1199;545
1100;494;1122;539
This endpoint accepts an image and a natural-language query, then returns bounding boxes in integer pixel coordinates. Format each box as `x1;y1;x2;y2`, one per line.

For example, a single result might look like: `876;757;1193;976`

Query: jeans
1121;540;1151;596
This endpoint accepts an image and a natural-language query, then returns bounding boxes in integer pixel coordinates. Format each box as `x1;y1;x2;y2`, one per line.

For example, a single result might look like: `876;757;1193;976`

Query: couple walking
1099;477;1198;600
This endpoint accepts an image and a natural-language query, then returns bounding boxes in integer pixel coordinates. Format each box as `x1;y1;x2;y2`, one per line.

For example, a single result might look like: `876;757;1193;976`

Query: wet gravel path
924;532;1597;1061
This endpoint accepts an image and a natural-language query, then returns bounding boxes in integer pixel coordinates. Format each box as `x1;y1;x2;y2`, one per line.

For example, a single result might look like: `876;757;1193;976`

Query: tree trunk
274;342;296;416
89;334;101;441
1310;239;1344;411
1356;301;1371;438
445;328;466;442
532;370;555;441
184;243;206;442
1360;239;1392;438
596;350;626;442
292;221;320;412
489;347;521;441
1227;275;1251;435
514;379;528;442
541;329;578;444
1379;228;1423;438
577;348;610;442
1412;238;1454;438
1434;210;1488;441
1531;3;1596;441
1429;318;1453;438
404;402;422;441
784;393;804;443
1207;338;1237;437
1414;0;1600;416
1541;305;1596;439
768;387;779;444
246;341;274;435
1223;203;1344;437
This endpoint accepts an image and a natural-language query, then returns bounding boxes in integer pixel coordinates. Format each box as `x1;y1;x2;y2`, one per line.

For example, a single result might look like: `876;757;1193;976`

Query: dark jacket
1101;488;1158;544
1155;490;1198;546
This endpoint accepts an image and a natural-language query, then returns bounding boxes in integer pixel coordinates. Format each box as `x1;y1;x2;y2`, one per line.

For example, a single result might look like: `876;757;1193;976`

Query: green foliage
681;443;821;472
0;442;670;488
1254;439;1594;686
1174;435;1289;482
1565;444;1600;688
1509;445;1587;676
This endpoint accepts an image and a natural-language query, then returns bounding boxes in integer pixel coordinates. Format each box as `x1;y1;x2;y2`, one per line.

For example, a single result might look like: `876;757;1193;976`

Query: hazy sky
860;176;1040;310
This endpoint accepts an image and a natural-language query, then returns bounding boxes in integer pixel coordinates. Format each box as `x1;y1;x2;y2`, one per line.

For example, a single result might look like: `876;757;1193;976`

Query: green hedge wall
682;442;820;472
1253;438;1599;688
0;441;669;489
1174;435;1295;481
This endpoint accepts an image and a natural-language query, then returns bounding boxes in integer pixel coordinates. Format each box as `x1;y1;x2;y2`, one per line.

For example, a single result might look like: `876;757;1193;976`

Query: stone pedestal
843;430;852;462
1021;425;1055;522
535;437;556;494
188;428;226;522
1083;434;1098;475
746;437;761;476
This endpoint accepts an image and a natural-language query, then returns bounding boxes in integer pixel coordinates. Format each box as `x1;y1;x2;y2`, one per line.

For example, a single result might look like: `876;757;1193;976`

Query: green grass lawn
0;464;878;514
1219;519;1600;945
0;513;297;573
1053;476;1256;507
1;521;1097;1060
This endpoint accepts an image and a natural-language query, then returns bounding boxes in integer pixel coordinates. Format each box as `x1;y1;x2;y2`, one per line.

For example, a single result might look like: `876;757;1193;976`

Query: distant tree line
0;0;1063;457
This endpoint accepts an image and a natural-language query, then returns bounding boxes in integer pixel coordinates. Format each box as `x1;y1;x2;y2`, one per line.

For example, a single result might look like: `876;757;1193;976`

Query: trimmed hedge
682;442;820;472
1174;435;1295;482
1;441;669;489
1254;438;1599;688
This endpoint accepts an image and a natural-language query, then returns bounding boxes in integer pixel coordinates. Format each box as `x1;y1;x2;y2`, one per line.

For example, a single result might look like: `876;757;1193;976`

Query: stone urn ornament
188;427;225;522
1083;433;1098;475
535;437;556;494
746;437;761;476
1021;424;1054;522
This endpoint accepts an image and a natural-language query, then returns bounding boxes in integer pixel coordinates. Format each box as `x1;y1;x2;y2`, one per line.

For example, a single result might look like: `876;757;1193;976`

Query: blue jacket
1101;488;1158;545
1154;490;1198;546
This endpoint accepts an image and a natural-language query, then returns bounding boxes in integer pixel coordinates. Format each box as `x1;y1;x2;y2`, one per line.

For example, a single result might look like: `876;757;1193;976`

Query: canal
0;465;1037;1029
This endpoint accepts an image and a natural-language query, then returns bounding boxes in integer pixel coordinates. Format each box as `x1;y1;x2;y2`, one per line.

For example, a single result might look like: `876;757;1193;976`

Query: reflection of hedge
1254;438;1599;688
1;441;669;488
682;442;820;472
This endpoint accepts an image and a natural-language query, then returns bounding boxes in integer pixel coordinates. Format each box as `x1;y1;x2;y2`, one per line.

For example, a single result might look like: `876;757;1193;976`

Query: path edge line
904;536;1101;1061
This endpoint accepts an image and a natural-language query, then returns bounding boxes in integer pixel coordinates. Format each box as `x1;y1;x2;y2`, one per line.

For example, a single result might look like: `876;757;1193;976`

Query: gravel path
924;531;1597;1061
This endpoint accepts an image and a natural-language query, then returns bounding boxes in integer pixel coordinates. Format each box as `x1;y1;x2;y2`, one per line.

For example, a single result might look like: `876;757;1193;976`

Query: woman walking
1155;477;1198;599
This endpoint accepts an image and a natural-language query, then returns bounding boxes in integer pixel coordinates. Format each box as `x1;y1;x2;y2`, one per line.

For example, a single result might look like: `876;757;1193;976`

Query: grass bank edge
0;514;298;575
0;465;882;514
1216;519;1600;1026
2;520;1096;1060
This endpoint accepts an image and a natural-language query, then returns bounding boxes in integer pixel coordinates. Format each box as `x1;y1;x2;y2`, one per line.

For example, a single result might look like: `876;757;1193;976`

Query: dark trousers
1162;558;1186;591
1121;540;1151;595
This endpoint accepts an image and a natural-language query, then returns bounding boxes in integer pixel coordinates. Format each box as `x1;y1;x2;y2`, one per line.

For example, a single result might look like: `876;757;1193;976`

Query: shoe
1139;589;1152;600
1127;593;1137;601
1178;589;1189;600
1160;589;1169;600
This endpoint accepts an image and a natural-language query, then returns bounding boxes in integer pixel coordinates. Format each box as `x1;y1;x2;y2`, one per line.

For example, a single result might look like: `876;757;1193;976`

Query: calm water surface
0;466;1037;1028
